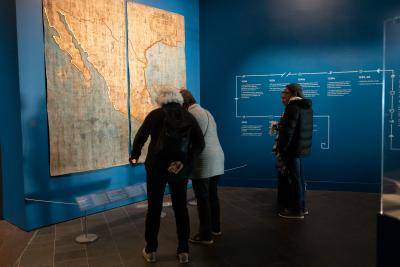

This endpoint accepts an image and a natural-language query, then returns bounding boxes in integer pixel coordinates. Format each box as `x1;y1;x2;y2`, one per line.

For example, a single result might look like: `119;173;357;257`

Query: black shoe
189;234;214;245
278;209;304;219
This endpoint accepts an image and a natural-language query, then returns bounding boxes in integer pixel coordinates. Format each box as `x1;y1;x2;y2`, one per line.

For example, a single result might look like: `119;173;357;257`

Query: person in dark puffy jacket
276;83;313;219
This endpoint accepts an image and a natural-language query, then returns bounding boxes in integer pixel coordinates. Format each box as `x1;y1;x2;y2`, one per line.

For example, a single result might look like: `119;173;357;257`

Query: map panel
43;0;129;176
127;2;186;162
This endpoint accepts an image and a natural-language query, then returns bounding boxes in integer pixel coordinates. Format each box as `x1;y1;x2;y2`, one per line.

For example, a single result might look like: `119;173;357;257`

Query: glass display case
381;16;400;219
378;16;400;267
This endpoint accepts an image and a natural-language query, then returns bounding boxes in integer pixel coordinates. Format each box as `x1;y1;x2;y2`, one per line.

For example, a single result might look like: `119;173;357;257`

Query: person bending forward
130;88;205;264
180;89;225;244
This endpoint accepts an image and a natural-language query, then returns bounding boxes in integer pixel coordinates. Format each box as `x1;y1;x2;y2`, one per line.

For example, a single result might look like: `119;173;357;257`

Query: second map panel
127;2;187;161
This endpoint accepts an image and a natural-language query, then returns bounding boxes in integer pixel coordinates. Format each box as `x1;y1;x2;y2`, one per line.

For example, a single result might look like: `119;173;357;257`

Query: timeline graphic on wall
234;68;399;151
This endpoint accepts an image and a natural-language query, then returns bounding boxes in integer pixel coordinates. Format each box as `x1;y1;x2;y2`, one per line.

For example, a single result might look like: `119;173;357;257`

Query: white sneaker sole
189;238;214;245
142;248;156;263
178;253;190;264
278;213;304;219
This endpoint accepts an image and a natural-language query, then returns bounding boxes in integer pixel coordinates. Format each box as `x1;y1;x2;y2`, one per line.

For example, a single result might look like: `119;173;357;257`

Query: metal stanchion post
75;210;98;244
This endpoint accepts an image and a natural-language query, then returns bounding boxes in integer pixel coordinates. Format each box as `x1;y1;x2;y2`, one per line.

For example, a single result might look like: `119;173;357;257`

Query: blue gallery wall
200;0;400;192
11;0;199;230
0;0;26;227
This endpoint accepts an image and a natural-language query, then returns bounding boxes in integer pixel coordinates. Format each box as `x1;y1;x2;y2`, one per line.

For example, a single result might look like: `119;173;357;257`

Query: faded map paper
127;2;187;162
43;0;129;176
44;0;186;175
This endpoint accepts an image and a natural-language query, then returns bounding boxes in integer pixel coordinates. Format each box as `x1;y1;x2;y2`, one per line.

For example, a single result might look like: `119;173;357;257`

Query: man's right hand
167;161;184;174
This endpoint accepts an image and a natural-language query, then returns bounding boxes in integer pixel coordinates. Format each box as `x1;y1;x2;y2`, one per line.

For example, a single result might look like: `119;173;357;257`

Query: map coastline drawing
43;0;186;176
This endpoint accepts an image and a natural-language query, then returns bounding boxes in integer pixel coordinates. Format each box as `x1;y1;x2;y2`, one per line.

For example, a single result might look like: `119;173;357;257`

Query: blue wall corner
0;0;27;228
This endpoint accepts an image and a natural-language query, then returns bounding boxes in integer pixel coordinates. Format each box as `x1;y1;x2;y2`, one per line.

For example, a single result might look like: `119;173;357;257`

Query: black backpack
155;107;192;163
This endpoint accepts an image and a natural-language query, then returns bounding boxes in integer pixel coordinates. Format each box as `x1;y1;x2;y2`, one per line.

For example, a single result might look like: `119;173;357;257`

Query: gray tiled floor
13;188;379;267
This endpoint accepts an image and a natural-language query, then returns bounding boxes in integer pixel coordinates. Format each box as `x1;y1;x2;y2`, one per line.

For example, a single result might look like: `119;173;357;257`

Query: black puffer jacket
277;98;313;158
131;103;205;175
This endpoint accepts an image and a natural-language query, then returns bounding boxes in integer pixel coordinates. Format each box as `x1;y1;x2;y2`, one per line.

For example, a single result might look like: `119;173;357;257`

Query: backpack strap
203;109;210;137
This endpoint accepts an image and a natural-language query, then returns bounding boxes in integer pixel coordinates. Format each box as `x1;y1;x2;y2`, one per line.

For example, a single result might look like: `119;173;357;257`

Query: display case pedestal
377;214;400;267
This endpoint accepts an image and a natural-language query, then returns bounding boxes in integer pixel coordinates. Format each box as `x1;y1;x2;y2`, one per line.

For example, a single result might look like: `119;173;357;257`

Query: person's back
180;89;224;244
129;88;204;264
279;97;313;158
132;102;204;175
276;83;313;220
188;104;224;179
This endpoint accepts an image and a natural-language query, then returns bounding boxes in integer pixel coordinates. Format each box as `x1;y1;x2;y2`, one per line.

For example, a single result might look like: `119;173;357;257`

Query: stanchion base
136;201;172;209
75;234;98;244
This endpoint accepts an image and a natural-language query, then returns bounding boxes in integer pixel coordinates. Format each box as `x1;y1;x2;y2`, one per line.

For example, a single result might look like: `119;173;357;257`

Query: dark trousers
191;176;221;240
277;158;306;213
145;171;190;253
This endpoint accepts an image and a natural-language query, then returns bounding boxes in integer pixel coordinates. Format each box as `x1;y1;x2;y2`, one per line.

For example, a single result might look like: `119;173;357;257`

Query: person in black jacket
129;88;205;264
276;83;313;219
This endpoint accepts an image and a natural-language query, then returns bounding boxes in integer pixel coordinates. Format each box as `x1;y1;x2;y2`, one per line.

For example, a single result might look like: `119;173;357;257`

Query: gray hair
155;88;184;106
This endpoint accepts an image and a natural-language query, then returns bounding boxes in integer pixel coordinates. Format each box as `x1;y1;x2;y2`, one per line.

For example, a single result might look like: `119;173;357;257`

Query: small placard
124;184;145;198
76;183;147;211
106;189;128;202
90;192;109;206
76;192;110;211
76;196;94;210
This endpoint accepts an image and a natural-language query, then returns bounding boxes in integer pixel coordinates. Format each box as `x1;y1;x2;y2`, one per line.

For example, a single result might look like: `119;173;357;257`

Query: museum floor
1;187;378;267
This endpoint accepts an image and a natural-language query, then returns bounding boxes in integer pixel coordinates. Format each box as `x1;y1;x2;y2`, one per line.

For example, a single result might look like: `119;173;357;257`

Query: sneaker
278;209;304;219
142;248;156;263
189;234;214;244
178;252;189;264
303;209;309;215
211;231;222;236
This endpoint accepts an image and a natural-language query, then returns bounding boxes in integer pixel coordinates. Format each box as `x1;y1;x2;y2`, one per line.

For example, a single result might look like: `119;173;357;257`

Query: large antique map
43;0;186;175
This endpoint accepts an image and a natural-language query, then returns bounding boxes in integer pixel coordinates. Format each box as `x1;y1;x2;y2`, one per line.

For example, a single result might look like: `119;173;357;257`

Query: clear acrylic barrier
382;16;400;219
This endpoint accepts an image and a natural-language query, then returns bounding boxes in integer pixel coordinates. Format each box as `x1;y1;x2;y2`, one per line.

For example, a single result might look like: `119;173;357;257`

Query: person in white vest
180;89;225;244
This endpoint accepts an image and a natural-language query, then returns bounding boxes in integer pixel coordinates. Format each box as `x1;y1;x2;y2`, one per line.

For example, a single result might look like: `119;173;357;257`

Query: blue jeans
278;157;306;212
191;176;221;240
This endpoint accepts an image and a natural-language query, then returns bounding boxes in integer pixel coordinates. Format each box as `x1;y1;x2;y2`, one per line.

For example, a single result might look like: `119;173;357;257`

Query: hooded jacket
277;97;313;158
